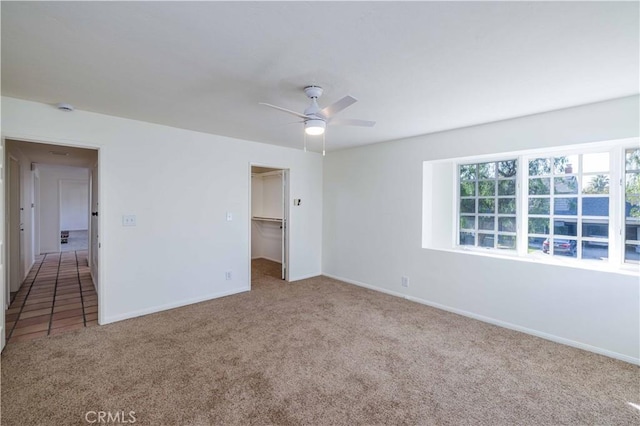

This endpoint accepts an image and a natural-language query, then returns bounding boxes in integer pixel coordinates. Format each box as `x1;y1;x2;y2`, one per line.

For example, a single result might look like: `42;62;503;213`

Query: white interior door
1;138;6;350
8;156;21;292
33;173;40;255
281;170;289;280
89;163;99;289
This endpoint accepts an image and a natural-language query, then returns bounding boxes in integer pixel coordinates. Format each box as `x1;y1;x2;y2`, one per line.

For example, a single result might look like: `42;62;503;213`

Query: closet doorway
250;165;289;284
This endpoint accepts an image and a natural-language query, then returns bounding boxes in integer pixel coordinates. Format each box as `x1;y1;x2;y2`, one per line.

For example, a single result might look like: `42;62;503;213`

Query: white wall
323;95;640;364
38;165;89;253
60;180;89;231
251;221;282;263
2;96;323;324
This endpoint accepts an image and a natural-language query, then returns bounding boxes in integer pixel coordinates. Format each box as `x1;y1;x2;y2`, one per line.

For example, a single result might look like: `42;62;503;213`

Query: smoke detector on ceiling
56;103;75;112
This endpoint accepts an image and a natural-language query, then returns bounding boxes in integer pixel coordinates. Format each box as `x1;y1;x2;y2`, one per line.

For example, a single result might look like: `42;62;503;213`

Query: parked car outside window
542;238;577;256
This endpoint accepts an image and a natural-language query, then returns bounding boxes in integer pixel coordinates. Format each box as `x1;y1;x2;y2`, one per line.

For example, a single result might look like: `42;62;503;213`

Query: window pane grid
527;153;610;261
624;148;640;263
458;160;517;250
455;147;635;267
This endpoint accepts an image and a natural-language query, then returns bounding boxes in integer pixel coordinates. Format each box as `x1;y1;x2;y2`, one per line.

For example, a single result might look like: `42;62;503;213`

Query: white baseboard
289;273;321;282
323;273;639;366
102;287;250;325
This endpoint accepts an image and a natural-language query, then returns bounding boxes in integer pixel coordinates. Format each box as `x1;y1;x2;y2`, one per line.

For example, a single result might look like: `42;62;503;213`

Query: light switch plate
226;212;233;221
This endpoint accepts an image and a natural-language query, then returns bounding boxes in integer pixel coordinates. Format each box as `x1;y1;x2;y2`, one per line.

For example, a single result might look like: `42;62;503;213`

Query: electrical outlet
401;276;409;288
225;271;232;281
122;215;136;227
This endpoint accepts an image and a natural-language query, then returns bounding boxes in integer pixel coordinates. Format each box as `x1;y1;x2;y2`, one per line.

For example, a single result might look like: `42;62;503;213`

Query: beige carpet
2;260;638;425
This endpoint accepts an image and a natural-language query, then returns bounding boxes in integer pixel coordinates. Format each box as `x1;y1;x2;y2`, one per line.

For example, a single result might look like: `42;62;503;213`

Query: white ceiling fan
260;86;375;154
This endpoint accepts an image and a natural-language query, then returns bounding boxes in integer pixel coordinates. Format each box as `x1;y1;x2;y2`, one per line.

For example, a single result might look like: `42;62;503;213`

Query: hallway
5;251;97;344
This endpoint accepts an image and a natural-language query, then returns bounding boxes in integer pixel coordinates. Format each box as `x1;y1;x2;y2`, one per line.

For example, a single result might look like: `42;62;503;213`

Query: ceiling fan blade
329;118;376;127
318;95;357;119
259;103;309;120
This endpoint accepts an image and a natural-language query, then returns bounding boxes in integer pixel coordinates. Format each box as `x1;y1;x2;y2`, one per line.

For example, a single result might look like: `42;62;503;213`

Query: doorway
2;138;100;347
59;178;90;252
250;165;289;285
7;155;23;300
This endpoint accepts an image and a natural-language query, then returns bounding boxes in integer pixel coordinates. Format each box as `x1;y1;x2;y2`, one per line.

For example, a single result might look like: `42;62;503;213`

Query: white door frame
89;161;99;291
7;154;23;293
248;162;291;287
1;137;6;350
33;170;40;256
0;134;104;347
281;169;290;280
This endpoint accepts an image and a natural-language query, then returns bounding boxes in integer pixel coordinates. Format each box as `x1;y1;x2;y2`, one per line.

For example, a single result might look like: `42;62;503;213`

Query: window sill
425;246;640;276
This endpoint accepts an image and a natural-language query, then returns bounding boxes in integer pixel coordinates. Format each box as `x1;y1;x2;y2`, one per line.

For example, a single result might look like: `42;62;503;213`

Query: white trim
6;154;23;293
323;273;410;299
102;287;250;324
323;273;639;365
1;132;105;326
1;137;6;352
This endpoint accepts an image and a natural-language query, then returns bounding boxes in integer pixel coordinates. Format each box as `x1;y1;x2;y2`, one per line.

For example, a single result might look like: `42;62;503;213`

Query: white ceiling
2;2;638;152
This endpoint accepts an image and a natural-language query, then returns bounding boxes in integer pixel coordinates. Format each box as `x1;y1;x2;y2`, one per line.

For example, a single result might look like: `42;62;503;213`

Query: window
459;160;517;250
454;140;639;270
527;152;610;261
625;148;640;264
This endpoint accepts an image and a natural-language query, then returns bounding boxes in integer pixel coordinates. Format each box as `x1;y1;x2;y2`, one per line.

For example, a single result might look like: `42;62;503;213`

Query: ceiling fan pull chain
322;133;326;157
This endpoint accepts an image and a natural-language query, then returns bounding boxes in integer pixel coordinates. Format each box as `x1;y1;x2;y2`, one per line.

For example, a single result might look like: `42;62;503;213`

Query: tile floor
5;250;97;344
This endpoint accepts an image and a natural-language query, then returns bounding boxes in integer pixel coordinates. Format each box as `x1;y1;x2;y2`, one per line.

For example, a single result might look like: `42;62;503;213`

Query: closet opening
249;165;289;286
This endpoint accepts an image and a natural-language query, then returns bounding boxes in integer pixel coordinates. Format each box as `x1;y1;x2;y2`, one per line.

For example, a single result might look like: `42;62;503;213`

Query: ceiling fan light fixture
305;119;326;136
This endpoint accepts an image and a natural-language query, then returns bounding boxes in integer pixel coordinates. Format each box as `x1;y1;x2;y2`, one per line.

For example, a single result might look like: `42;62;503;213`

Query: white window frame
521;149;616;263
453;138;639;272
457;159;519;252
623;146;640;264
